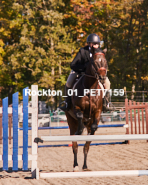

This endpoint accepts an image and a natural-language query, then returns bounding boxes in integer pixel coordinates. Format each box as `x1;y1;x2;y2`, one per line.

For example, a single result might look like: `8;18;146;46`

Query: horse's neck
85;62;94;76
83;75;98;89
83;62;98;88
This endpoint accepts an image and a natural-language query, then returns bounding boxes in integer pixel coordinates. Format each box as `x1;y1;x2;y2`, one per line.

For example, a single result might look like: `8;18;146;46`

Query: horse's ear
103;48;107;54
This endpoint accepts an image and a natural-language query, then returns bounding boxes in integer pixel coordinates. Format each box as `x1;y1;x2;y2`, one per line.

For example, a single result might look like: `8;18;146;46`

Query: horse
65;47;108;171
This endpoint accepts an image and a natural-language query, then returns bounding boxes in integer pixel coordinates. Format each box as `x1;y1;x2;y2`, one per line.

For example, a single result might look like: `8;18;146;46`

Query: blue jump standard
23;87;29;171
2;88;29;171
19;124;125;131
3;97;8;171
13;92;18;171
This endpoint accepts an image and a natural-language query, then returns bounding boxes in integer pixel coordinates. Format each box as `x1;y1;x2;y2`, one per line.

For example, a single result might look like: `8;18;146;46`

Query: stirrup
59;101;68;111
108;102;115;111
103;102;115;113
106;102;115;112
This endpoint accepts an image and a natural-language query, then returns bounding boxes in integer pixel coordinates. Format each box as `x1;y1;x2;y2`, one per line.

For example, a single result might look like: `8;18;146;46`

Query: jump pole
40;134;148;142
34;133;148;179
40;170;148;178
32;87;148;179
19;124;128;130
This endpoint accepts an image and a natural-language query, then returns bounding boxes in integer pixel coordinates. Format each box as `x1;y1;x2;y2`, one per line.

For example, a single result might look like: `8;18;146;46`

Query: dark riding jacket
70;45;105;73
70;45;91;73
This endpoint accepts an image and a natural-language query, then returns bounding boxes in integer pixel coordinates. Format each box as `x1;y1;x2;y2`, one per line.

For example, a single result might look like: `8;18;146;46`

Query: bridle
94;52;105;56
90;52;106;80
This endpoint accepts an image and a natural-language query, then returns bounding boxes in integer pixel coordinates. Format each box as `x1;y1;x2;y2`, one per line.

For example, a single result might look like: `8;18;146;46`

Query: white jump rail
40;134;148;142
36;134;148;179
31;85;148;179
40;170;148;178
31;85;38;179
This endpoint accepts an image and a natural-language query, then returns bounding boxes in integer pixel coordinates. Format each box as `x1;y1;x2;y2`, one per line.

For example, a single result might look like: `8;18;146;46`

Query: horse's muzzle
98;67;106;77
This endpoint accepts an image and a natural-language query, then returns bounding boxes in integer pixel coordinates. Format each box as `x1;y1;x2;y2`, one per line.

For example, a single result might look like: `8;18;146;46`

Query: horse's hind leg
65;112;79;171
83;126;97;170
72;142;79;171
83;141;91;170
83;125;98;170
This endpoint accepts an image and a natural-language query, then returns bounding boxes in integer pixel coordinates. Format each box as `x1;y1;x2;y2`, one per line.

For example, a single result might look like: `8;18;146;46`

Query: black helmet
86;33;100;44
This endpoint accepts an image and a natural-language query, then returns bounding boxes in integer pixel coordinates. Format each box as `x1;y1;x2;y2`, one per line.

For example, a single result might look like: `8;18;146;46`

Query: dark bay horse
65;47;108;171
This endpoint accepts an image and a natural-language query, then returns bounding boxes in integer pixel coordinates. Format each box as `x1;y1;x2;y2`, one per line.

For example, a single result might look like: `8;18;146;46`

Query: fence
0;85;38;178
0;85;148;179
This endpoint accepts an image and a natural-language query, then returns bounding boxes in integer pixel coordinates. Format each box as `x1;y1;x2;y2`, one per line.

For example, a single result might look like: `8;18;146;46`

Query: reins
86;52;105;119
94;52;105;56
90;52;104;77
90;58;99;79
82;74;100;120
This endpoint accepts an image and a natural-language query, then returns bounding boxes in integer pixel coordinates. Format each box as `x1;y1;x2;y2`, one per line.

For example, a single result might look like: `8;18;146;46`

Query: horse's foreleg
83;127;95;170
83;141;91;170
75;118;84;135
72;141;79;171
91;118;98;135
91;111;101;134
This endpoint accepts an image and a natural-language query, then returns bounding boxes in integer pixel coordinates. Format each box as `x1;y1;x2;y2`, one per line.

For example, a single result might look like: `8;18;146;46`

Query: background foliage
0;0;148;108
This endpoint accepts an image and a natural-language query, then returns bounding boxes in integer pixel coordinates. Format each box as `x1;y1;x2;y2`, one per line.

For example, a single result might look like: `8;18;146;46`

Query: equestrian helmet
86;33;100;44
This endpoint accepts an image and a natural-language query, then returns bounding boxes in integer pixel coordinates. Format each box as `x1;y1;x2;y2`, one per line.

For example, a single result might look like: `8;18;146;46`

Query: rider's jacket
70;45;104;73
70;45;91;73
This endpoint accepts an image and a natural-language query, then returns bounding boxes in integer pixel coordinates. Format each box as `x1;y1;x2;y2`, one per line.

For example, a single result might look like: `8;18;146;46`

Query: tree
0;0;75;107
62;0;148;92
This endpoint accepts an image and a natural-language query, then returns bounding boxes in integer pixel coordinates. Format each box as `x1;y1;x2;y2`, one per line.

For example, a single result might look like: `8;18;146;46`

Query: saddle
66;74;106;120
71;74;105;98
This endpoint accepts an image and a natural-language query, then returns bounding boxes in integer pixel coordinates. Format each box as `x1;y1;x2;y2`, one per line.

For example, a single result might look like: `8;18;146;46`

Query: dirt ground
0;121;148;185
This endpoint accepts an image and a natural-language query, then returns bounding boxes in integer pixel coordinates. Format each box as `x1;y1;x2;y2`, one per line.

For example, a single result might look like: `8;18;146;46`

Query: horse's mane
93;48;104;54
91;47;104;55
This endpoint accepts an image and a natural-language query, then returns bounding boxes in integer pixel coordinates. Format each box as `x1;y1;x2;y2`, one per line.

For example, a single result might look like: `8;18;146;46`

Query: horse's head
87;47;108;82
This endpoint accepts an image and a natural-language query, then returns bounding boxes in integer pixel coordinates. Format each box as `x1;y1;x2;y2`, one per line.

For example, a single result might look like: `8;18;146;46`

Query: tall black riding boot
103;91;115;113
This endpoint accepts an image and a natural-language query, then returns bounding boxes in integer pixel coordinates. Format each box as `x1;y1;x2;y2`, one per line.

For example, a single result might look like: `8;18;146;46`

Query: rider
59;33;113;112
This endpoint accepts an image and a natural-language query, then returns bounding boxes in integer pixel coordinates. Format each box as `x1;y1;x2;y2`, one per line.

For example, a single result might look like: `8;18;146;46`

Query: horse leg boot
91;119;98;135
83;141;91;170
75;111;84;135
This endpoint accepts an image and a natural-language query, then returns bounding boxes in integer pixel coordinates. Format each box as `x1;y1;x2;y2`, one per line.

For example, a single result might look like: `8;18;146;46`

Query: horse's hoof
73;166;79;172
83;168;91;171
82;166;91;171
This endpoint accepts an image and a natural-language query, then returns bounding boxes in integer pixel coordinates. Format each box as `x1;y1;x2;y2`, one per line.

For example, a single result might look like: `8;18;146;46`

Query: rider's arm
70;49;84;72
70;48;89;72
